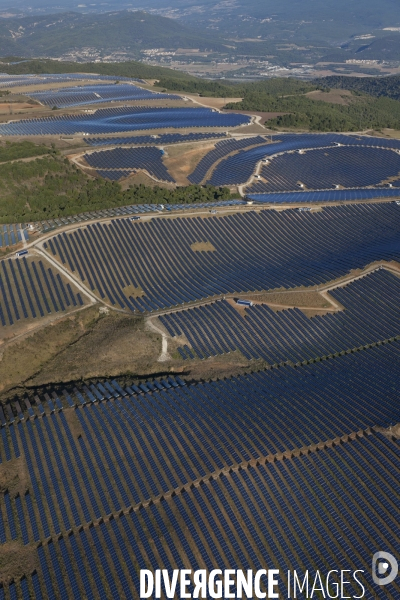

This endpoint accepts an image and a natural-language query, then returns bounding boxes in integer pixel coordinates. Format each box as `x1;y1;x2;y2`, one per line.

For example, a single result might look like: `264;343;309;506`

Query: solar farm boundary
247;194;400;208
143;261;400;320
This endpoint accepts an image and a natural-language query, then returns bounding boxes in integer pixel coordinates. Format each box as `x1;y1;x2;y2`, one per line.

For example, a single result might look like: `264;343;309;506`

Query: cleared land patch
122;284;144;298
0;305;102;396
25;312;161;388
305;88;355;105
190;241;216;252
163;142;217;185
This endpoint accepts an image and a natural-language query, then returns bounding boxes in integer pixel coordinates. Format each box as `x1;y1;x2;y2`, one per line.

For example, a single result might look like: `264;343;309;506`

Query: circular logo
372;552;398;586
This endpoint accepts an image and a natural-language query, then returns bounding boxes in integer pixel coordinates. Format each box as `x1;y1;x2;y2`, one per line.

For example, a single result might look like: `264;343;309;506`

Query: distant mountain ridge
0;10;227;58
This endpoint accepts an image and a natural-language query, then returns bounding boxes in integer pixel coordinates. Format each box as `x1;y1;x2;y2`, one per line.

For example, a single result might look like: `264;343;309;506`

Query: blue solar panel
0;106;250;136
86;146;175;182
29;83;180;107
47;203;400;313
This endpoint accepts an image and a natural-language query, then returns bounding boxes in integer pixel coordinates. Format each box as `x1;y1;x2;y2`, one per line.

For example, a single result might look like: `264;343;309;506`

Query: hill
0;11;227;59
0;142;235;224
314;74;400;101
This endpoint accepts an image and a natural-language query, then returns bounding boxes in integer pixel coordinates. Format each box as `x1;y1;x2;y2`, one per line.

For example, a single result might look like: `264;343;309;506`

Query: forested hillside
0;144;235;223
314;75;400;101
225;89;400;131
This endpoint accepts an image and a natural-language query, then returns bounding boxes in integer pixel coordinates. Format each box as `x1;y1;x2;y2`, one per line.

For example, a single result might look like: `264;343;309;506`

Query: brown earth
120;170;175;189
0;542;39;585
0;453;29;497
224;109;288;123
190;241;216;252
242;290;333;309
0;102;43;115
25;311;161;387
233;122;268;134
122;283;144;298
183;95;243;109
0;305;102;397
305;89;355;105
163;142;216;185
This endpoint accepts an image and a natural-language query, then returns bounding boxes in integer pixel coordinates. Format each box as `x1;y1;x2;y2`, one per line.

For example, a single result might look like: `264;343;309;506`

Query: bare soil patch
0;542;39;584
183;95;243;109
243;290;332;309
224;109;288;123
0;454;29;497
123;284;144;298
0;102;43;115
305;89;354;105
25;312;161;387
233;123;267;134
163;142;216;185
0;306;101;398
190;241;216;252
122;171;175;189
183;353;266;382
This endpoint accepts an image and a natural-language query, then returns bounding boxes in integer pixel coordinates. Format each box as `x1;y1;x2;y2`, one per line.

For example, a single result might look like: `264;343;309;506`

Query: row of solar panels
0;106;251;136
0;224;28;248
246;188;400;203
85;131;228;146
164;269;400;364
0;376;187;425
0;73;143;89
28;84;181;108
85;146;175;182
245;146;400;193
205;133;400;187
32;199;245;233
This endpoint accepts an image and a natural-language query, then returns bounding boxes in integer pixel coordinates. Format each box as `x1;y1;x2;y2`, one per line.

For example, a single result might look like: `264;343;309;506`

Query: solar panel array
0;257;84;327
46;203;400;312
28;84;180;108
187;136;267;184
247;188;400;203
160;269;400;363
85;131;228;146
0;106;250;136
193;132;400;187
0;72;141;89
0;224;28;248
85;146;175;182
0;342;399;597
246;146;400;192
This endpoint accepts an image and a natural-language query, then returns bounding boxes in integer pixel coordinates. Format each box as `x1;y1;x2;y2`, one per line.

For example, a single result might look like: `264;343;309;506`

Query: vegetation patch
0;152;237;223
0;140;53;163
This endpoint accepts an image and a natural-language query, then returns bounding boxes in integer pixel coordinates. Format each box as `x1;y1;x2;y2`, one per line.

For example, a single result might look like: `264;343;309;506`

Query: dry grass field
305;88;355;105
